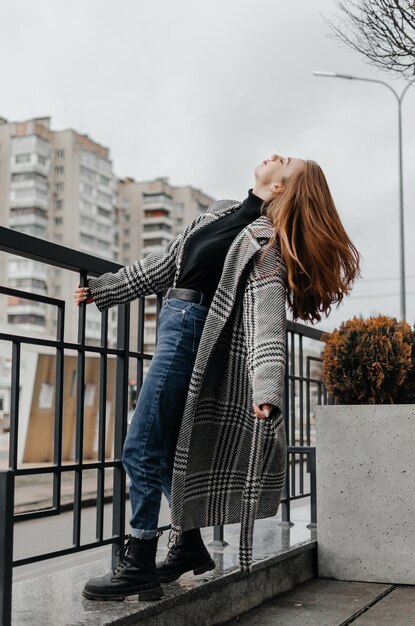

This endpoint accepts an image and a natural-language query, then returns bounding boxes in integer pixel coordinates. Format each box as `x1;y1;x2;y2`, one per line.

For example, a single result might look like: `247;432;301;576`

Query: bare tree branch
323;0;415;78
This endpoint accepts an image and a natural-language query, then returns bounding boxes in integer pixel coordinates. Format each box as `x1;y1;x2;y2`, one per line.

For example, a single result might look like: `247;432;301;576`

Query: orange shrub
321;314;413;404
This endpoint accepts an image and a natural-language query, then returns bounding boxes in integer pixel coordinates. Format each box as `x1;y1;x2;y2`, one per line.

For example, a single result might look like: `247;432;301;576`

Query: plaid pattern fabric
87;198;288;572
87;211;210;311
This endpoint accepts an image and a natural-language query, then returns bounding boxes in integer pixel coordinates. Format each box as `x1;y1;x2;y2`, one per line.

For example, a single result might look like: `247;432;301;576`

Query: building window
10;223;46;238
143;193;172;205
9;277;46;290
99;174;110;186
38;154;47;165
97;190;111;204
80;233;96;247
12;172;34;182
82;182;94;196
143;237;168;247
11;172;47;183
14;188;34;199
143;223;171;233
80;198;94;214
55;149;65;158
144;209;169;218
55;166;64;175
15;154;31;164
8;314;45;326
97;205;111;218
55;182;64;192
10;206;47;218
80;165;96;180
55;199;63;209
55;217;63;225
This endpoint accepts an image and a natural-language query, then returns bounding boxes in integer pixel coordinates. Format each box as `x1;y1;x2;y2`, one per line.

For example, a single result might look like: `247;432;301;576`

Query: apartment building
116;175;213;360
0;115;214;427
0;115;116;345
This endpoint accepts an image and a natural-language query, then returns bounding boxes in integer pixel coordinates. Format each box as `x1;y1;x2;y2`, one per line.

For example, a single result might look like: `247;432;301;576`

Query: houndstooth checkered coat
87;198;288;572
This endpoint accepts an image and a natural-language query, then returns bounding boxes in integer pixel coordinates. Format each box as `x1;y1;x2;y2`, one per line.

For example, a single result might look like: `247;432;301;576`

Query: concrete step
12;539;316;625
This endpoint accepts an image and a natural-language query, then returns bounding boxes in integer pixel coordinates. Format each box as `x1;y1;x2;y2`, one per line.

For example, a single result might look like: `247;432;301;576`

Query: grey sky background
1;0;414;332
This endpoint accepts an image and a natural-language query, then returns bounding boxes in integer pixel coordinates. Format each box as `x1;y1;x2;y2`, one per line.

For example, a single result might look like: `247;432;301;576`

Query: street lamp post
313;70;415;322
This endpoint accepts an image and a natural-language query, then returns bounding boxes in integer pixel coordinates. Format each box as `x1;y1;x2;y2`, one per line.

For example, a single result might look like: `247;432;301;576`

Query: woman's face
255;153;305;188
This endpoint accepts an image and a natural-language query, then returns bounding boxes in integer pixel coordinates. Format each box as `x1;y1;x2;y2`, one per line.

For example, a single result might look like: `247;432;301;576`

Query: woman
74;154;361;602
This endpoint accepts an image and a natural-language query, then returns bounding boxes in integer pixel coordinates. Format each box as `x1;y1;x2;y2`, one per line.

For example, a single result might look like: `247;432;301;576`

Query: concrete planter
315;404;415;584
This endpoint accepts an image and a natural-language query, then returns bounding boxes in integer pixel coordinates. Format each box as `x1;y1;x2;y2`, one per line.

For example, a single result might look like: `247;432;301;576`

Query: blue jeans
121;296;210;540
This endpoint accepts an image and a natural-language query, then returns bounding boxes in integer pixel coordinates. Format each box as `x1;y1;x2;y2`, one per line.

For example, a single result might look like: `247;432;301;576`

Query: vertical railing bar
53;301;65;511
96;309;108;542
0;470;14;626
209;524;228;547
306;356;311;447
299;334;304;494
9;341;20;470
136;296;145;410
281;328;290;524
73;273;88;547
111;302;130;569
309;447;317;527
289;331;296;497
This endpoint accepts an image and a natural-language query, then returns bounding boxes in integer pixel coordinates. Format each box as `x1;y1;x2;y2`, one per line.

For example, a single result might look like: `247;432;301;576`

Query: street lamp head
312;71;336;77
313;70;355;80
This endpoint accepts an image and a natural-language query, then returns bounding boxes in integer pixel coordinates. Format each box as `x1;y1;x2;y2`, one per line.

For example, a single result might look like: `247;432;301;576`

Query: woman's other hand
74;282;94;307
253;403;277;419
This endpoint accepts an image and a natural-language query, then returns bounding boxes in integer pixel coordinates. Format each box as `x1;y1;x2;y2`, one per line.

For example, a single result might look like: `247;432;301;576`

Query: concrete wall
315;404;415;584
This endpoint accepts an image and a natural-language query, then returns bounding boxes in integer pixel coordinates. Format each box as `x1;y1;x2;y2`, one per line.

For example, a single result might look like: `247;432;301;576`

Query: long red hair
260;160;362;324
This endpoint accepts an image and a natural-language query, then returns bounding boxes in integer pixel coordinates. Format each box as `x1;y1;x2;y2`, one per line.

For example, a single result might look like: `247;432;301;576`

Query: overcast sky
1;0;414;332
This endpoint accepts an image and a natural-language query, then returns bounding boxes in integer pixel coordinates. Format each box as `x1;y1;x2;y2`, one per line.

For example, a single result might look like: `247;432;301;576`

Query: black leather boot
82;534;164;601
156;528;216;583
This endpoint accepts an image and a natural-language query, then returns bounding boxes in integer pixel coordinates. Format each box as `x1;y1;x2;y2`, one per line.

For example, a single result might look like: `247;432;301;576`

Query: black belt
166;287;212;307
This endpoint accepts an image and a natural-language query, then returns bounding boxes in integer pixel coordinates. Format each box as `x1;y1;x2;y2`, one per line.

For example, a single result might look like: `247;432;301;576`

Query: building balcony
143;214;174;228
10;159;49;177
142;229;174;242
9;193;49;211
9;213;48;230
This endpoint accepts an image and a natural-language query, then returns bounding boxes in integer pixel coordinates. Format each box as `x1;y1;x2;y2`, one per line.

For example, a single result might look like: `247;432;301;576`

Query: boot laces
113;535;134;576
112;531;164;576
167;528;178;550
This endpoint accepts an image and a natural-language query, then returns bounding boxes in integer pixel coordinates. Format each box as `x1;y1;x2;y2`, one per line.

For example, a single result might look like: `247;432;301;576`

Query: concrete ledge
12;540;316;626
316;404;415;584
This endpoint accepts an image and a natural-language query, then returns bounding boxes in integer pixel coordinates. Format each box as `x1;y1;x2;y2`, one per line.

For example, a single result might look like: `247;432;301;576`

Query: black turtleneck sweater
175;188;264;302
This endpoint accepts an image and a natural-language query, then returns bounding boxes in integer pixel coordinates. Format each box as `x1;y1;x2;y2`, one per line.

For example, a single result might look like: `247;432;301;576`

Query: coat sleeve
242;246;288;418
87;211;209;312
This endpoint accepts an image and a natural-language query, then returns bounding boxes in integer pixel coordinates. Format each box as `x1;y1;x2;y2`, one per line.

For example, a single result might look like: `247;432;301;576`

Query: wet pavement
222;578;415;625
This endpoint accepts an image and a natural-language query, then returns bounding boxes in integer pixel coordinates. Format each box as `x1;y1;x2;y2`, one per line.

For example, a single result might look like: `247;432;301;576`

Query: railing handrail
0;225;325;341
0;226;121;276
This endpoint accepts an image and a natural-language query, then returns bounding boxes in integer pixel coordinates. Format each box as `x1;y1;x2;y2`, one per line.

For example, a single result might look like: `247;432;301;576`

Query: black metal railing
0;226;330;625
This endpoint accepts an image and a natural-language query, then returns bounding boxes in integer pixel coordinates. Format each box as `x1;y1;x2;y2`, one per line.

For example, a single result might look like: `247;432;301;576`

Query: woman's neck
252;183;270;202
